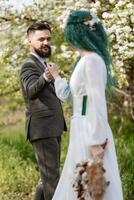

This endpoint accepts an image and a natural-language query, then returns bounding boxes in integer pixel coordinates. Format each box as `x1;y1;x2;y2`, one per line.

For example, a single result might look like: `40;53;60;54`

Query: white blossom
116;0;126;7
94;1;101;8
75;2;83;7
113;44;119;50
107;24;117;33
127;3;133;9
118;12;128;18
102;12;110;19
123;26;132;33
109;0;115;3
130;15;134;23
128;42;134;48
123;101;129;107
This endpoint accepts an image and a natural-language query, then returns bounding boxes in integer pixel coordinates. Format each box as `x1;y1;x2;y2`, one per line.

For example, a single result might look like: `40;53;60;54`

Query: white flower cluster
56;0;133;88
97;0;133;87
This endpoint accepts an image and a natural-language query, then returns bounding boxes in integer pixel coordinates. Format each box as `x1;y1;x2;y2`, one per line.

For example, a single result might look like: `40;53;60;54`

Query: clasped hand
44;62;59;80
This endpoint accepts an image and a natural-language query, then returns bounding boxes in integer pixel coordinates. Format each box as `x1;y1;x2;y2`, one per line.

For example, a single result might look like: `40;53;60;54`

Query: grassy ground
0;123;69;200
0;119;134;200
0;124;37;200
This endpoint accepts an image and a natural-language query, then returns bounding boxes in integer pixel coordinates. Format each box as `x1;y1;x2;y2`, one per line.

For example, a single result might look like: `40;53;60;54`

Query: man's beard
34;45;51;58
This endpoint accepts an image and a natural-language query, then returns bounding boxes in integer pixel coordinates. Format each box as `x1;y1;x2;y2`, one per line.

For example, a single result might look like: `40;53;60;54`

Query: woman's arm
84;55;108;159
47;63;72;102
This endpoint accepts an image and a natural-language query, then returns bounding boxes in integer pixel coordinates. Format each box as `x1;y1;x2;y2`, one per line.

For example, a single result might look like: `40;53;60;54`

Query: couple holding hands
20;10;123;200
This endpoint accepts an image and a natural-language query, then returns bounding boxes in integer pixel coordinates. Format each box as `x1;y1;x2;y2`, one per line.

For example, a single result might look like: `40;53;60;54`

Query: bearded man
19;22;66;200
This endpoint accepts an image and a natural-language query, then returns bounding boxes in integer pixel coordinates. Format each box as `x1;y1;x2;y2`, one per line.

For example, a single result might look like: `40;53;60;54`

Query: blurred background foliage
0;0;133;127
0;0;134;199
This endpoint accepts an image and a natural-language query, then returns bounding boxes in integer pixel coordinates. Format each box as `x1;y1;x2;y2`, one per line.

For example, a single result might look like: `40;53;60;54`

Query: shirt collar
30;52;46;66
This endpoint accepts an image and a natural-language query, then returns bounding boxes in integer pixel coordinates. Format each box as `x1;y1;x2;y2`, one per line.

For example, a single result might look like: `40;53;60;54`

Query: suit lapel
28;54;45;73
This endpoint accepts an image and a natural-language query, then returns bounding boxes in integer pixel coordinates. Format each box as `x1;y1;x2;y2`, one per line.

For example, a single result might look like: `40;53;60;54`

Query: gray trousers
31;137;61;200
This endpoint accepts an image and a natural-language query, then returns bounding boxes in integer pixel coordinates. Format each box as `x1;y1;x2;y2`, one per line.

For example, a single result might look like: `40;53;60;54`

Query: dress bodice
69;53;106;117
54;53;108;145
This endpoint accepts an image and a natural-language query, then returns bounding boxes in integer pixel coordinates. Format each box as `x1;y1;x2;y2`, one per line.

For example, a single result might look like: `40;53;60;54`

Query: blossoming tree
0;0;133;124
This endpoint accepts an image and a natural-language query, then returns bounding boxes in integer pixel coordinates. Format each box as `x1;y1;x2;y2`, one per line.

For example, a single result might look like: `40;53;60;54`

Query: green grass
112;116;134;200
0;124;69;200
0;118;134;200
115;133;134;200
0;125;38;200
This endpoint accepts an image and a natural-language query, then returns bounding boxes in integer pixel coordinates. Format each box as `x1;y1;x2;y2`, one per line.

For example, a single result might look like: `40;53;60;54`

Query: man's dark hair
27;21;51;36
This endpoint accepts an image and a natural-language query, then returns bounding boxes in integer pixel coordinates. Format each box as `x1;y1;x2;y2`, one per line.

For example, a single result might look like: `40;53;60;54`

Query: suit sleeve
20;63;47;100
84;56;108;146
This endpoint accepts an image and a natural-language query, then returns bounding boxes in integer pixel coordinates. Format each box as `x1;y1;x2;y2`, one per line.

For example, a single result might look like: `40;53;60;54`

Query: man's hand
47;62;59;79
44;67;53;81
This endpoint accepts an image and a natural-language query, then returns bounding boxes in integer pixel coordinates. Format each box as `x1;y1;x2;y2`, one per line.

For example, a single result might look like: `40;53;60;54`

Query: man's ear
27;37;31;44
24;37;29;45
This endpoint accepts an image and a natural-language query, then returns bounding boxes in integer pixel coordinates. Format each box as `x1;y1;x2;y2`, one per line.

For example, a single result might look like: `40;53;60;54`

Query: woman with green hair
48;10;123;200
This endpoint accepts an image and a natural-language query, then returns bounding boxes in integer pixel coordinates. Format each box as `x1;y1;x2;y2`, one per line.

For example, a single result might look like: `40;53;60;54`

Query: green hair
64;10;113;88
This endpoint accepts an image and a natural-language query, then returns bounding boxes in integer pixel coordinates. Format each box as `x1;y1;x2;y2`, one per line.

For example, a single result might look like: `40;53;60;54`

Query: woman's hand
47;62;59;79
90;139;108;160
90;145;104;160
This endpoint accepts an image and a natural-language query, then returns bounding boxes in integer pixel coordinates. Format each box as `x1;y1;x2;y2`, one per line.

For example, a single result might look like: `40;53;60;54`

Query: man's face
28;29;51;58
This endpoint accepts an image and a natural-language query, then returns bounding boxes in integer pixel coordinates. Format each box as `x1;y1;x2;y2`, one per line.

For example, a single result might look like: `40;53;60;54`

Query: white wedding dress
52;53;123;200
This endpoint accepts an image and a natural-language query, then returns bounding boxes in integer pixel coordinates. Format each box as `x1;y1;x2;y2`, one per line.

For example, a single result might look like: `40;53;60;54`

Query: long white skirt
52;116;123;200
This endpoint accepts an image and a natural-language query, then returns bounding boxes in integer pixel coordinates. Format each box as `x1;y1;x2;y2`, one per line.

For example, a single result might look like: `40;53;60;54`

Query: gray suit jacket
19;54;67;141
